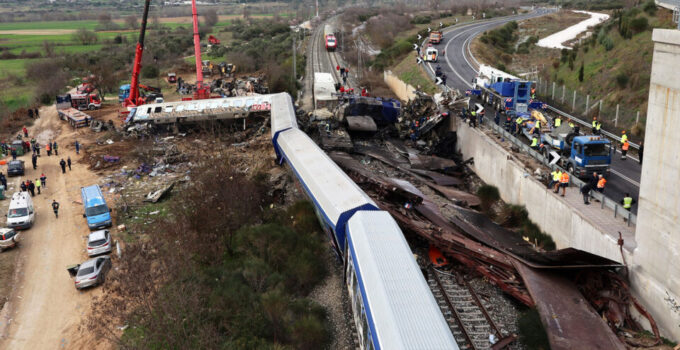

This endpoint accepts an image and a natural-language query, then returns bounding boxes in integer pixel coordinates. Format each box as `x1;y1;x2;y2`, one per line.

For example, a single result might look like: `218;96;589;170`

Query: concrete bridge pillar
632;29;680;341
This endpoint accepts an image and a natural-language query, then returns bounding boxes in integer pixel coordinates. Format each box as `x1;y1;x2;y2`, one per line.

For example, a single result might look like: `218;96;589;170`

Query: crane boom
124;0;152;108
191;0;203;87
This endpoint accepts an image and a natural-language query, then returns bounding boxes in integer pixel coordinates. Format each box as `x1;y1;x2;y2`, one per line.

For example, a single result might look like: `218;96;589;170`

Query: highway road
427;11;642;213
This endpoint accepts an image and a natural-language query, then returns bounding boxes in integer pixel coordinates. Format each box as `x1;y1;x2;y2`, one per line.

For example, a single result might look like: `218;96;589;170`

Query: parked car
6;192;35;230
87;230;112;256
70;256;111;290
81;185;112;230
0;228;20;251
7;160;25;177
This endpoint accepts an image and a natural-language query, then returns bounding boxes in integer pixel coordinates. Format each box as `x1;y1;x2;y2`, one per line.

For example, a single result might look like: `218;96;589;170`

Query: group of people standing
19;174;46;196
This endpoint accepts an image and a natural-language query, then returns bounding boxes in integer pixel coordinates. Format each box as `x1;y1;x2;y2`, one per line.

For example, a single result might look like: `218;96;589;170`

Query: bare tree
72;28;98;45
89;58;123;101
203;9;218;26
124;15;138;29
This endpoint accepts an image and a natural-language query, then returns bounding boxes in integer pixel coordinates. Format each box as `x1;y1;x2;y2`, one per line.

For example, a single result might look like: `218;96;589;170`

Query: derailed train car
270;93;458;350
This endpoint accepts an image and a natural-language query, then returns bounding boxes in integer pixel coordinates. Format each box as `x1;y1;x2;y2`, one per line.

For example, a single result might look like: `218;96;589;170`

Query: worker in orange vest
621;140;630;160
597;175;607;194
559;171;570;197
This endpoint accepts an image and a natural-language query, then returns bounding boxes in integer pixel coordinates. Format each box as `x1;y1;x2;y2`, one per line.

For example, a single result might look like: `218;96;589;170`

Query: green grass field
0;20;100;31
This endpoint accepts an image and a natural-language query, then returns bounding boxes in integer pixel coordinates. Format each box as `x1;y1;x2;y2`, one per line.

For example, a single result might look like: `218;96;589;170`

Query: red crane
191;0;210;100
123;0;152;108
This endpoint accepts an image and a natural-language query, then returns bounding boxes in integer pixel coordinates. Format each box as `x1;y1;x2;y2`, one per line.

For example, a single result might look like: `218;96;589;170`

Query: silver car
87;230;112;256
0;228;20;251
73;256;111;289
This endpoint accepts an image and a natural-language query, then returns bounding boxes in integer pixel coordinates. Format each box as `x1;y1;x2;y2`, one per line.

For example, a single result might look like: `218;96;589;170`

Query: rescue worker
554;116;561;128
22;126;28;137
621;140;630;160
596;175;606;194
494;111;501;126
568;119;575;127
31;153;37;170
53;141;58;156
595;121;602;135
530;136;539;149
592;117;598;134
35;178;41;195
552;169;563;193
0;172;6;190
580;182;591;205
515;117;523;135
67;157;72;171
11;148;17;161
534;119;541;134
46;142;51;156
28;180;35;197
59;158;66;173
621;193;635;211
638;141;644;165
75;140;80;155
52;200;59;218
531;87;536;99
559;171;570;197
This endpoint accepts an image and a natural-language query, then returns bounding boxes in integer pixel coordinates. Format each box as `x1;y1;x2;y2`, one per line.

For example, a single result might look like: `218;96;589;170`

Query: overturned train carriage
270;93;459;350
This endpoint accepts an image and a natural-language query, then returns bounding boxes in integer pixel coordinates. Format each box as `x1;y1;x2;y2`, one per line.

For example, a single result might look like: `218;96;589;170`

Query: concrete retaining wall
455;119;632;264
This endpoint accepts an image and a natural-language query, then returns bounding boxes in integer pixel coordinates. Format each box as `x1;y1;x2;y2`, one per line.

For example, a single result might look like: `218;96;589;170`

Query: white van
6;192;35;230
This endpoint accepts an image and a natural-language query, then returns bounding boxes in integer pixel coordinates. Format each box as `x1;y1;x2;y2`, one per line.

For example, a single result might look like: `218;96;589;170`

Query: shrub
601;36;614;51
630;16;649;34
477;185;500;214
141;65;159;79
410;15;432;24
615;72;629;88
518;308;551;350
643;0;657;15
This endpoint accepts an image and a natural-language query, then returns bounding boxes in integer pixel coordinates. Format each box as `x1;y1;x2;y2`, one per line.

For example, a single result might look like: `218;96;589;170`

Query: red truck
69;93;101;110
208;35;220;45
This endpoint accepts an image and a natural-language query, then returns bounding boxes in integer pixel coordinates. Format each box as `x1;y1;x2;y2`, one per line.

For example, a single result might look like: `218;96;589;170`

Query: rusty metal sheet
410;168;463;186
451;206;622;269
514;262;627;350
427;183;482;207
408;153;456;170
346;116;378;132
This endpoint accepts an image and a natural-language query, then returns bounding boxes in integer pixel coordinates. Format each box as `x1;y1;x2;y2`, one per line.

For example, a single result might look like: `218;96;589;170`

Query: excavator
120;0;163;116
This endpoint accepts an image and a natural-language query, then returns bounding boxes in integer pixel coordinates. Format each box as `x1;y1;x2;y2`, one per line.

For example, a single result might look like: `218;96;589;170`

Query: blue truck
468;65;611;178
81;185;112;230
532;123;612;178
467;64;544;113
118;83;163;104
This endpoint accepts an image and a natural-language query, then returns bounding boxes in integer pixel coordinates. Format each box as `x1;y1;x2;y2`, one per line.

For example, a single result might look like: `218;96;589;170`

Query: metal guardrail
544;105;640;151
484;119;637;226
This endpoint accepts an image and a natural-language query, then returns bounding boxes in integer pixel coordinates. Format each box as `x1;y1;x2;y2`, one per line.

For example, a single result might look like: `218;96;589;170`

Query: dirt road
0;106;106;349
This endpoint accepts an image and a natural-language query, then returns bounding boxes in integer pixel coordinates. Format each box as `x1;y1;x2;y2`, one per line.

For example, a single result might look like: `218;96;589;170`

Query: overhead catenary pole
572;90;577;112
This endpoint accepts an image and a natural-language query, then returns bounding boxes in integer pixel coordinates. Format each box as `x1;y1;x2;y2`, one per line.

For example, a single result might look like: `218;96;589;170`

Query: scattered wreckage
304;88;662;349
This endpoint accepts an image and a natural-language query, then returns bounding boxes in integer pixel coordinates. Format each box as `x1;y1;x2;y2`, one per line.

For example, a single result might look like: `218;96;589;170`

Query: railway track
428;267;510;350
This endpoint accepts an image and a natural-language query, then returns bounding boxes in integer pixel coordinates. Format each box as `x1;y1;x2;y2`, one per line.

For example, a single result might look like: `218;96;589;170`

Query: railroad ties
428;267;504;350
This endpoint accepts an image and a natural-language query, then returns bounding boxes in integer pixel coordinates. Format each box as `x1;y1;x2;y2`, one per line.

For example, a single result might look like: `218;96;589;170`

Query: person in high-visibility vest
597;175;606;194
531;136;539;149
595;121;602;134
548;169;560;189
553;170;563;193
621;193;635;210
592;117;598;134
621;140;630;160
568;119;574;127
554;117;561;127
621;130;628;145
559;171;570;197
515;117;523;135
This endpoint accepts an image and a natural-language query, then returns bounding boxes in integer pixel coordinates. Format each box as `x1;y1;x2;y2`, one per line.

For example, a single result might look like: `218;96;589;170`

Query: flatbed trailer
58;108;92;128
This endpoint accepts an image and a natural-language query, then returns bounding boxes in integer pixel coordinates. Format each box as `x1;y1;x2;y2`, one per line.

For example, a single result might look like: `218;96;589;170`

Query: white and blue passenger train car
271;93;459;350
